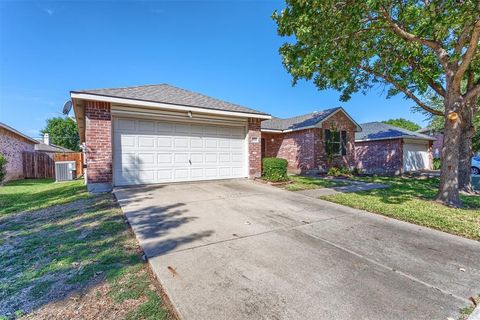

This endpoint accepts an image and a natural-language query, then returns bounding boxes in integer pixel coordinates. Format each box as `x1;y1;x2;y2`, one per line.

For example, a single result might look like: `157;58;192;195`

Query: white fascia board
70;92;271;120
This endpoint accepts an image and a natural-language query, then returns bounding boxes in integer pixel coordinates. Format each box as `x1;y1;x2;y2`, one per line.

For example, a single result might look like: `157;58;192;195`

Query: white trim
71;92;271;120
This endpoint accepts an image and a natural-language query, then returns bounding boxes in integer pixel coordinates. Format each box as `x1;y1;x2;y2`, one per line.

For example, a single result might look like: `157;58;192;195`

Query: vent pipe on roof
44;133;50;145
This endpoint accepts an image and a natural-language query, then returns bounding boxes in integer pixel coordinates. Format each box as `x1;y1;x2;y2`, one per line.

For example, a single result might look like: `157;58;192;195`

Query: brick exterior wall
248;118;262;178
261;111;357;174
85;101;112;186
262;129;316;173
355;139;403;175
0;127;36;181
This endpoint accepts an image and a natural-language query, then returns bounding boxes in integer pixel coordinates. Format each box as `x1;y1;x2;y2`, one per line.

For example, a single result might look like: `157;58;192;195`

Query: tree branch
464;83;480;103
454;20;480;85
380;7;450;71
360;65;443;116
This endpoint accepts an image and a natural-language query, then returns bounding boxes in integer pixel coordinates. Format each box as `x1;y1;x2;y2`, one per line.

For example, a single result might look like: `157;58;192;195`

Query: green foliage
321;176;480;241
382;118;421;132
327;167;351;177
272;1;479;104
433;158;442;170
0;154;6;184
262;157;289;182
285;175;348;191
41;117;80;151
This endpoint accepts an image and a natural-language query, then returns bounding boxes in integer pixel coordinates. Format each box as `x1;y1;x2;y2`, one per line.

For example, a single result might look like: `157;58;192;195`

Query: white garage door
403;142;430;172
113;117;246;186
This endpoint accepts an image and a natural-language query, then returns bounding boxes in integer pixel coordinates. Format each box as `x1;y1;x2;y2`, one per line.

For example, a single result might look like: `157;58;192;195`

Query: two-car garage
113;117;247;186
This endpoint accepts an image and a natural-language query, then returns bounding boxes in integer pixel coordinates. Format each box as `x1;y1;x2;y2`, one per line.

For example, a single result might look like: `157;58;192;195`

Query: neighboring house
35;133;75;157
355;122;435;175
70;84;271;192
0;122;39;181
261;108;362;173
417;127;444;159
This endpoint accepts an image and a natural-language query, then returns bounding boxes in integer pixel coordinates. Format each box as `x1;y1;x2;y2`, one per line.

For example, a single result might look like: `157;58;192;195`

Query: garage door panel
157;137;172;148
117;119;136;131
157;122;174;133
174;169;189;179
113;117;246;186
190;153;203;164
138;136;155;148
403;143;430;172
138;120;156;132
157;153;172;164
190;138;203;148
174;138;189;148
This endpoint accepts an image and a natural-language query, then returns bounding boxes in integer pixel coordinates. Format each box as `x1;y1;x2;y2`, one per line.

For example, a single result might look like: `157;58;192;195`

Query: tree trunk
436;97;463;207
458;106;474;193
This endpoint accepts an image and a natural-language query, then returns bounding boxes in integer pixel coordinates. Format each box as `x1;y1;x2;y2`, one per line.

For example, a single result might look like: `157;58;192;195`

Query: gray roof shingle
72;84;268;116
261;107;342;131
356;122;435;141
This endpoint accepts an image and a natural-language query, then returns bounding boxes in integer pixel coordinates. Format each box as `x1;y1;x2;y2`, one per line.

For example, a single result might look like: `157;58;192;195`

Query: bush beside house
262;157;288;182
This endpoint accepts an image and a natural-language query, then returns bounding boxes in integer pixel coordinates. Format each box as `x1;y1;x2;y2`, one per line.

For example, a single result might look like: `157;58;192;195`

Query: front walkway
114;180;480;320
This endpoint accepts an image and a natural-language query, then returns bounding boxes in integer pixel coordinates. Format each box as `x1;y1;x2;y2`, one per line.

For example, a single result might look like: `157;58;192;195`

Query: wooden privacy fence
23;152;55;179
53;152;84;177
23;151;84;179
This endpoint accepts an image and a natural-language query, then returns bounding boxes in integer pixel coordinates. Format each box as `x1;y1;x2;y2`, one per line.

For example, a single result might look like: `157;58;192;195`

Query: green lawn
0;180;170;319
283;175;348;191
319;176;480;241
0;179;89;215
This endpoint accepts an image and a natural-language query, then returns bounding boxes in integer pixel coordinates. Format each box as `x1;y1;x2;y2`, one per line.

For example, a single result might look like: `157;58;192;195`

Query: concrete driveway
114;180;480;320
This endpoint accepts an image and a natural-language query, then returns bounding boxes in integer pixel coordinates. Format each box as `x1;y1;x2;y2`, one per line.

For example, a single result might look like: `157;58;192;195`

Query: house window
325;129;347;156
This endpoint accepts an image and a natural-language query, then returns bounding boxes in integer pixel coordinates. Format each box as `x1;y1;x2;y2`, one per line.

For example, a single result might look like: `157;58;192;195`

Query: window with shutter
341;131;347;156
325;129;341;155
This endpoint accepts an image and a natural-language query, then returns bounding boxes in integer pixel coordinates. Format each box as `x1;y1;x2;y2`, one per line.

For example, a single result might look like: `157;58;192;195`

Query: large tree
41;117;81;152
382;118;421;131
273;0;480;206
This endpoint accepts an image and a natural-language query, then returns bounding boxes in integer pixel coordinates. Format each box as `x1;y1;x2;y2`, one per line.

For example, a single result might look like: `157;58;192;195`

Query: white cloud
44;8;54;16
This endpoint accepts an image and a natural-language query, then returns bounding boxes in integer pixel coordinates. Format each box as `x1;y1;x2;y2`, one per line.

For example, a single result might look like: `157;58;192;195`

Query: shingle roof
261;107;342;131
356;122;435;141
0;122;38;144
35;142;74;153
72;84;268;116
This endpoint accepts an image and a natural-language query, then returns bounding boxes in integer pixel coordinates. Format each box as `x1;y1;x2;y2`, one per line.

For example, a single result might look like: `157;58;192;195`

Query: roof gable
261;107;361;132
0;122;38;144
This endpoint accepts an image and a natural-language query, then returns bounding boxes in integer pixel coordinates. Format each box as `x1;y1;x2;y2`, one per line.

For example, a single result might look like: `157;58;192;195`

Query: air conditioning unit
55;161;76;181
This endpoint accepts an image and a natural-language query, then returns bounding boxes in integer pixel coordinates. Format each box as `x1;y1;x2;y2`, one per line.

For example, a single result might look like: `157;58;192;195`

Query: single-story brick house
70;84;271;192
355;122;435;175
0;122;39;181
261;108;362;173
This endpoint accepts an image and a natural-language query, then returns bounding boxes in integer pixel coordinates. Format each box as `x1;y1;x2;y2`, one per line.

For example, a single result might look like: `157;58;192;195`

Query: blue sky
0;0;428;138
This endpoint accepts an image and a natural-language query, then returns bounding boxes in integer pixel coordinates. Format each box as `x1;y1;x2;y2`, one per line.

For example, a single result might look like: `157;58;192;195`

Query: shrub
327;166;351;177
433;158;441;170
262;157;288;182
0;154;7;184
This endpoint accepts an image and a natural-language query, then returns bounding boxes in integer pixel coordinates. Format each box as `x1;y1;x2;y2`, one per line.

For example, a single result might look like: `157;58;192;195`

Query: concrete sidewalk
114;180;480;320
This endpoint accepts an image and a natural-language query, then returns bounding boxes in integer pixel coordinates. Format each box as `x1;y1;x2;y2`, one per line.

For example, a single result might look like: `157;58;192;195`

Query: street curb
467;304;480;320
